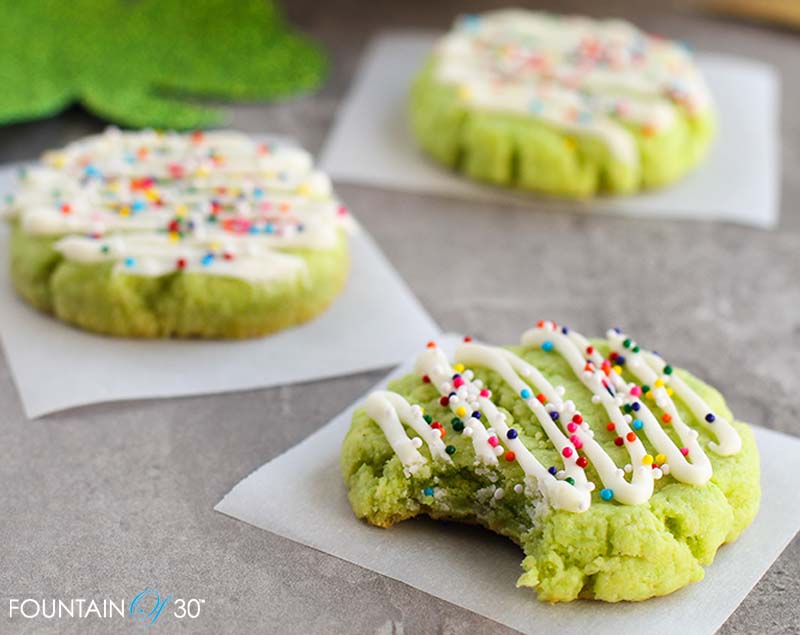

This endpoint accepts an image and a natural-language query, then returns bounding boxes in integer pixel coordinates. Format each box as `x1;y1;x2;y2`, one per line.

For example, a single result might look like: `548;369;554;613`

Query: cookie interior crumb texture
341;323;760;602
409;10;716;198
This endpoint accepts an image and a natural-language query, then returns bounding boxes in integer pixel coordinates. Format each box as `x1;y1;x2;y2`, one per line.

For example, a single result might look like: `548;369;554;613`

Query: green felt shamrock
0;0;327;129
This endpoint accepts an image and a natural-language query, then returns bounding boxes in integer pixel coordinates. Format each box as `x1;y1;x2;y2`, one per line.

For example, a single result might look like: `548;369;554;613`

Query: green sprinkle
642;384;651;393
632;345;640;353
100;245;110;254
664;365;673;375
445;445;456;455
423;414;433;424
451;419;465;432
623;338;632;348
566;477;575;485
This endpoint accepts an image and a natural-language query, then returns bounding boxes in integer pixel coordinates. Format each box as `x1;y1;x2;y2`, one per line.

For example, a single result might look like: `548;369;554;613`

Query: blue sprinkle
613;327;622;334
249;226;260;234
550;411;559;421
705;413;716;423
632;419;643;431
452;374;461;380
616;355;626;366
471;411;481;419
201;253;214;266
131;200;146;212
84;165;101;178
253;187;264;198
541;340;554;352
462;14;481;31
506;429;518;440
123;257;135;268
448;392;456;398
631;402;641;412
264;223;274;234
423;487;434;497
561;327;569;334
548;466;558;475
520;388;532;399
600;488;614;501
297;223;305;233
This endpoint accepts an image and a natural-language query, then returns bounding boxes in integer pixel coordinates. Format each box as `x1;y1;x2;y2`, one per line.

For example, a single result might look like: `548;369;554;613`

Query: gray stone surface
0;1;798;633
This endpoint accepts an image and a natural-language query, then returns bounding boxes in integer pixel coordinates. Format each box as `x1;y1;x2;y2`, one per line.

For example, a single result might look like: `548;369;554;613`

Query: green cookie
5;129;350;339
409;10;716;198
341;325;760;602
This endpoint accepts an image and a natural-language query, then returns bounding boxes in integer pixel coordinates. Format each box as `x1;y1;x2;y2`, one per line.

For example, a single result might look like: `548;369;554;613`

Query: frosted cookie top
433;10;713;164
6;128;350;283
364;322;741;514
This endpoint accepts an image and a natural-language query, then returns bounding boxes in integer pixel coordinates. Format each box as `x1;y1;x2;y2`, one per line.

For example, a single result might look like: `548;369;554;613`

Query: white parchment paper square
320;33;780;228
216;334;800;635
0;165;439;418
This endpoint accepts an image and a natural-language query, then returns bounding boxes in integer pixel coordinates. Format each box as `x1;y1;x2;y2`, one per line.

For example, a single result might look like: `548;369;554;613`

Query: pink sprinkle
569;435;583;449
488;436;499;447
453;377;464;388
567;423;578;433
562;447;574;458
630;386;642;397
680;447;689;456
479;389;490;398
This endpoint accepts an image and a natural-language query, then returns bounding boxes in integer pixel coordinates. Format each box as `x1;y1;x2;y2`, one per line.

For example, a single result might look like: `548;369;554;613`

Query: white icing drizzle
364;391;452;475
362;324;742;514
5;128;350;283
604;329;742;455
432;10;713;164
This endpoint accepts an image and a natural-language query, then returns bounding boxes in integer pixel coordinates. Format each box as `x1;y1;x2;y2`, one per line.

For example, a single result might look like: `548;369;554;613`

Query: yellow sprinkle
419;407;424;415
613;365;622;375
655;454;666;464
457;85;471;101
210;241;221;251
642;454;654;466
168;232;180;243
667;387;674;396
455;406;467;417
296;183;311;196
646;392;656;401
453;363;465;373
175;204;188;218
654;379;665;388
119;206;130;217
145;189;159;201
564;138;577;151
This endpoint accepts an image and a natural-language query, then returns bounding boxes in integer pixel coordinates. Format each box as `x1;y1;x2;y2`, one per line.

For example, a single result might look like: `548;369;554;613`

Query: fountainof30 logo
8;588;206;625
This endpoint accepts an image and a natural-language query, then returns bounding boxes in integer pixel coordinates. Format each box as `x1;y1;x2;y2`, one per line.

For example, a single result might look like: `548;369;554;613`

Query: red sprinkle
576;456;589;468
614;436;624;446
463;336;472;343
421;375;431;384
606;422;616;431
626;432;637;443
661;413;672;424
426;341;436;349
176;258;187;270
439;396;449;407
504;451;516;462
536;393;547;404
572;414;583;424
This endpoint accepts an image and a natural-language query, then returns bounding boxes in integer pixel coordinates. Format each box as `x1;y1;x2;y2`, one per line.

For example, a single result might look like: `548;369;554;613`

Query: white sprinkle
653;468;663;480
592;395;601;404
411;437;423;448
513;484;524;494
624;463;633;473
662;463;671;475
493;446;504;456
463;426;473;437
556;386;566;396
493;488;505;500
